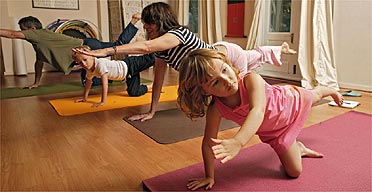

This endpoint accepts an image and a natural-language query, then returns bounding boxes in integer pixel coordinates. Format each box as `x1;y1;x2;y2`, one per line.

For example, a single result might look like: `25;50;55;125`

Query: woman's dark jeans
81;23;138;86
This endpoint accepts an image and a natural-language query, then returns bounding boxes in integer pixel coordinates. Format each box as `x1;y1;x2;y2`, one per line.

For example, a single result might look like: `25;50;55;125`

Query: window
270;0;291;32
188;0;198;33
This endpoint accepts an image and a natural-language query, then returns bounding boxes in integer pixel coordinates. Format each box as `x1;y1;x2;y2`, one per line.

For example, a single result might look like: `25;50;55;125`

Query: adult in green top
0;13;141;89
20;27;83;75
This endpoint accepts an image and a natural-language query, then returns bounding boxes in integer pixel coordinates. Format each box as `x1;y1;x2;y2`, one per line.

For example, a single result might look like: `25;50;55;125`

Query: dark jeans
125;54;155;96
81;23;138;86
83;23;138;49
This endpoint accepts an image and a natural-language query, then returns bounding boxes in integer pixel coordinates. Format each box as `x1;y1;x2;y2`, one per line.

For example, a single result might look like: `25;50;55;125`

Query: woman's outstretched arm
127;58;168;121
73;33;181;57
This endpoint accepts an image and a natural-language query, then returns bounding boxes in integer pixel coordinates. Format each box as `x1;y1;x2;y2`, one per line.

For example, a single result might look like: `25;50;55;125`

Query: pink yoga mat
143;111;371;191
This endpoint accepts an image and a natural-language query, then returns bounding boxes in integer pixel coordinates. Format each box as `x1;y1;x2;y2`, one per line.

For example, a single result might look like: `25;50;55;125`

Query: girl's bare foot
281;42;297;54
297;141;323;158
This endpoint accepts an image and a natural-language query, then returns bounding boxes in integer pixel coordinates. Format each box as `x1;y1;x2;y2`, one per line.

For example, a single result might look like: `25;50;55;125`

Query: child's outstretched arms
211;73;267;164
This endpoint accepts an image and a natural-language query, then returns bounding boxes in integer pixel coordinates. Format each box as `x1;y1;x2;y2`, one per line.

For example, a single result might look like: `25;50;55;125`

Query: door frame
258;0;302;81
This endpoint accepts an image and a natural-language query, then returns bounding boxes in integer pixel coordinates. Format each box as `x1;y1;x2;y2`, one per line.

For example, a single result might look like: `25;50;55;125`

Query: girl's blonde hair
177;49;238;119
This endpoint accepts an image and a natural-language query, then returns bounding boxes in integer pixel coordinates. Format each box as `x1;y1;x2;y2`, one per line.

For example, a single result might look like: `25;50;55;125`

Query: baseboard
339;82;372;92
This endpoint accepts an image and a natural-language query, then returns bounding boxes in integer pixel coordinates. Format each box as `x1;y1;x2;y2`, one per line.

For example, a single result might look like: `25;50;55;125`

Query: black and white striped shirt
154;27;216;71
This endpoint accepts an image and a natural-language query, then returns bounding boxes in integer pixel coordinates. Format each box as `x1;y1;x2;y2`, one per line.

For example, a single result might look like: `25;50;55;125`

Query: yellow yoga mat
49;85;178;116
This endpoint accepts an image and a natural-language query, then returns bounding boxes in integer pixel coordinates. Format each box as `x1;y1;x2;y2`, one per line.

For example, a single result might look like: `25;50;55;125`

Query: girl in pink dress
177;49;343;191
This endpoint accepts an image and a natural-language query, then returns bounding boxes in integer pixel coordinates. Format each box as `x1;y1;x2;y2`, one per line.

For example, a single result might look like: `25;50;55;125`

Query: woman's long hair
141;2;181;36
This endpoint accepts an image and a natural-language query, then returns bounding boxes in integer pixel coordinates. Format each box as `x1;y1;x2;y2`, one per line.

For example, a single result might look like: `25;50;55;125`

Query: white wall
333;0;371;91
1;0;371;91
0;0;109;75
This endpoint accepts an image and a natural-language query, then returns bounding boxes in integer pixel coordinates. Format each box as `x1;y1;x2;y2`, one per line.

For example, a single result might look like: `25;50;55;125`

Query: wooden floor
1;68;371;191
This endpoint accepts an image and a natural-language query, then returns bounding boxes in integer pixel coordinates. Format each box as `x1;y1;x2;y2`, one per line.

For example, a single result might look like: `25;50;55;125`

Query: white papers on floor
328;100;360;109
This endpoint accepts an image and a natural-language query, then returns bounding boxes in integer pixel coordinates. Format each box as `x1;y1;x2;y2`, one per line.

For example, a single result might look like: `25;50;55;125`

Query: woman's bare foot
281;42;297;54
297;141;323;158
130;12;141;25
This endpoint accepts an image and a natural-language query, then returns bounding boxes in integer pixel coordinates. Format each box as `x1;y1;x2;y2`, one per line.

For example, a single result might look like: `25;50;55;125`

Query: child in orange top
177;49;343;191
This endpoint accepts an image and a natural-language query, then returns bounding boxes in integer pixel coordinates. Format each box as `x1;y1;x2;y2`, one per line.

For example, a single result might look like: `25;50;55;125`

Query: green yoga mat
1;79;151;100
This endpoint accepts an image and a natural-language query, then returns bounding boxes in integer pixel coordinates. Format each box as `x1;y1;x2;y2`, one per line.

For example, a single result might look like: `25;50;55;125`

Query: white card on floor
328;100;360;109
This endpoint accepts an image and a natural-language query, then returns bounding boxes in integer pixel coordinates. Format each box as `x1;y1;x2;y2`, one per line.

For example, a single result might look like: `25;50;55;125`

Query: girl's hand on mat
92;102;105;107
128;112;154;122
187;177;214;191
75;98;87;103
211;138;241;164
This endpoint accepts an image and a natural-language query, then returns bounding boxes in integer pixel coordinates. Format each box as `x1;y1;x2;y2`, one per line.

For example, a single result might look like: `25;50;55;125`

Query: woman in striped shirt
73;2;296;122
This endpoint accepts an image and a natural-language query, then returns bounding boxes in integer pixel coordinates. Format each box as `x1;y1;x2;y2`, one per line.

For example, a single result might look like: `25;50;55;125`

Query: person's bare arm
128;58;167;121
212;73;267;164
24;60;43;89
83;78;93;100
231;73;266;145
73;33;181;57
75;78;93;103
187;104;222;191
92;73;109;107
0;29;25;39
1;29;35;88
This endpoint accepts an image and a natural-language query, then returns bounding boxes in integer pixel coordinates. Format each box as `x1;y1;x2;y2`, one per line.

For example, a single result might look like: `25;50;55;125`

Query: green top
21;29;83;74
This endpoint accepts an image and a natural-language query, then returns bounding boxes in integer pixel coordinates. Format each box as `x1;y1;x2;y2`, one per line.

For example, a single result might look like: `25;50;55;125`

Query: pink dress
213;41;282;78
214;76;313;155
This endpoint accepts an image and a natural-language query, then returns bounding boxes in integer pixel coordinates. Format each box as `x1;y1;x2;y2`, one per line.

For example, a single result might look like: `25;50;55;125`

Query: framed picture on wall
32;0;79;10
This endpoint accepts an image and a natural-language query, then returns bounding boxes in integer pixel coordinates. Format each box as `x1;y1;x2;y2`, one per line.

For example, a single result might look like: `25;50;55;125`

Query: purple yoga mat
143;111;371;191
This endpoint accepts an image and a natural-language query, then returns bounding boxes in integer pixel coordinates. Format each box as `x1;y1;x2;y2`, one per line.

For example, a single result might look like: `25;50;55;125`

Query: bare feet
281;42;297;54
23;84;38;89
131;12;141;25
297;141;323;158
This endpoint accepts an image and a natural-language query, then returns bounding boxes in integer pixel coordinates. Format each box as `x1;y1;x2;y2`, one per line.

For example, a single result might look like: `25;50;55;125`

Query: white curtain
198;0;223;44
12;17;27;75
174;0;190;26
298;0;339;90
246;0;265;50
